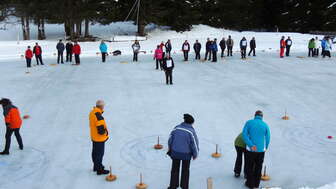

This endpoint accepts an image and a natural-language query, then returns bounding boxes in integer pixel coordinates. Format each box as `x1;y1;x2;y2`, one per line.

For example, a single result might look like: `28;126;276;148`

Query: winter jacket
286;39;292;47
182;43;190;52
193;42;201;52
325;41;332;51
240;39;248;49
99;43;108;53
321;40;326;49
280;40;286;48
168;122;199;160
72;44;81;55
25;49;33;59
206;41;212;50
308;40;315;49
89;107;109;142
165;42;172;52
56;42;65;52
219;39;226;49
33;45;42;55
66;43;73;52
162;57;175;71
3;104;22;129
132;43;140;53
154;48;164;60
250;39;256;49
234;133;246;148
242;115;270;153
211;42;218;52
159;43;165;50
226;39;234;47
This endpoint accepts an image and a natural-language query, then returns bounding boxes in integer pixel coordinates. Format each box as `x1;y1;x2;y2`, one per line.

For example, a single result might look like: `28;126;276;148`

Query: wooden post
207;177;213;189
140;173;143;184
263;166;266;176
157;136;160;145
215;144;218;154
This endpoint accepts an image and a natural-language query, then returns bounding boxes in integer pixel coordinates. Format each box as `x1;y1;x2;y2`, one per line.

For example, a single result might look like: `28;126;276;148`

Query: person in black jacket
66;41;73;62
226;35;234;56
162;54;175;85
219;38;226;58
193;40;201;60
212;38;218;62
56;39;65;64
182;40;190;61
204;38;212;61
285;36;292;56
248;37;256;56
240;37;248;59
165;39;172;56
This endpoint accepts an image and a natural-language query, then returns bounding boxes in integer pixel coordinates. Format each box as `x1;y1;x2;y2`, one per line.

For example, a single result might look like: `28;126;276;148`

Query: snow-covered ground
0;20;336;189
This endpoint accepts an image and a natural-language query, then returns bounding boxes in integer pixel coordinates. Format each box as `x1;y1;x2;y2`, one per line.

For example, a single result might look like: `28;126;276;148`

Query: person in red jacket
33;42;44;65
0;98;23;155
25;46;33;68
280;36;286;58
72;41;81;65
154;45;164;70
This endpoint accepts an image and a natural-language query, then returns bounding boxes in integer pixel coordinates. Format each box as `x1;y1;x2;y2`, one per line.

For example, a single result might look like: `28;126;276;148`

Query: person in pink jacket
154;45;164;70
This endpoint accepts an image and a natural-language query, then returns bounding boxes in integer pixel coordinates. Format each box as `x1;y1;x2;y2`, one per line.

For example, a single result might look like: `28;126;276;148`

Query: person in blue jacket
321;37;327;57
167;114;199;189
242;110;270;189
212;38;218;62
99;41;108;63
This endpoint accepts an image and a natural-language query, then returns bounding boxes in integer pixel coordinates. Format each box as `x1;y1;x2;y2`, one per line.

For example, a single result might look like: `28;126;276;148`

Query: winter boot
0;151;9;155
96;169;109;175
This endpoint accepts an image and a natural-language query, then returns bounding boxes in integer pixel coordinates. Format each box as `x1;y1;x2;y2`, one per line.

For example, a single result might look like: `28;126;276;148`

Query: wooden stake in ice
105;166;117;182
207;177;213;189
211;144;221;158
154;136;163;150
282;109;290;120
261;166;271;181
136;173;148;189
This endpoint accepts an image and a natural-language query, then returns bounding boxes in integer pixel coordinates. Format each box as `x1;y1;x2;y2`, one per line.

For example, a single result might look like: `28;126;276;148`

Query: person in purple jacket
167;114;199;189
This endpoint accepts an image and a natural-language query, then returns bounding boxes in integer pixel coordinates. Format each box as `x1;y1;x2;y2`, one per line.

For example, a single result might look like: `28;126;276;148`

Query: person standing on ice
99;41;108;63
182;40;190;61
162;54;175;85
240;37;248;59
248;37;256;56
308;38;315;57
204;38;212;61
226;35;234;56
66;41;73;62
25;46;33;68
280;36;286;58
211;38;218;62
56;39;65;64
167;114;199;189
154;45;164;70
0;98;24;155
242;110;270;189
234;133;247;178
285;36;292;56
323;37;332;58
193;40;202;60
89;100;110;175
219;37;226;58
314;37;320;57
165;39;172;56
132;40;140;62
72;41;81;65
33;42;44;65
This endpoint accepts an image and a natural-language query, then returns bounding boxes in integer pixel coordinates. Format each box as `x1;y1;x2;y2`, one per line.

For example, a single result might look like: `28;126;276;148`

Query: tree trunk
137;20;145;36
37;19;43;40
26;17;30;40
41;19;46;39
84;18;89;37
75;21;81;37
21;16;30;40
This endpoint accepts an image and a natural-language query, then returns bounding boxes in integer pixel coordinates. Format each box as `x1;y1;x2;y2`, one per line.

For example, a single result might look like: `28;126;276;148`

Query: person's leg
39;55;44;65
61;52;64;63
136;53;138;61
92;142;98;171
3;127;14;153
253;152;265;188
14;129;23;150
169;159;181;189
253;49;256;56
57;52;60;64
35;55;39;65
165;71;169;85
156;59;159;69
169;70;173;84
243;149;248;177
234;146;243;176
227;48;230;56
70;53;72;62
180;160;191;189
66;52;69;62
244;151;255;188
26;59;29;68
316;49;319;57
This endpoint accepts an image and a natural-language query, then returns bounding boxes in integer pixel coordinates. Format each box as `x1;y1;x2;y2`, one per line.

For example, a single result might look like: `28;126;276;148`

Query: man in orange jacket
89;100;109;175
0;98;23;155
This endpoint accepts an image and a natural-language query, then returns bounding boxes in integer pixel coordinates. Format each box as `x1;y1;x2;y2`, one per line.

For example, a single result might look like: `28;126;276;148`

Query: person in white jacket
314;37;320;57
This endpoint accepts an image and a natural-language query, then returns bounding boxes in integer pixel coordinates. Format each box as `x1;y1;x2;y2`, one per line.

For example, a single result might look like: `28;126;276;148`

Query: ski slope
0;51;336;189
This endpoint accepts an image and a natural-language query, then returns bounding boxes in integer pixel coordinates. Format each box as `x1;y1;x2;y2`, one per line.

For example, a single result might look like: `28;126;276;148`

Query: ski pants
4;127;23;153
280;48;285;57
227;46;233;56
35;54;44;65
205;50;211;60
92;141;105;171
26;58;31;68
66;51;72;62
245;151;265;188
169;159;191;189
234;146;247;176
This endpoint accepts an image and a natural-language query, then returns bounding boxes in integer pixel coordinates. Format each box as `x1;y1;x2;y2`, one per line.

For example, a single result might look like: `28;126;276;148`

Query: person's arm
242;121;254;148
95;112;106;135
4;109;11;127
190;131;199;159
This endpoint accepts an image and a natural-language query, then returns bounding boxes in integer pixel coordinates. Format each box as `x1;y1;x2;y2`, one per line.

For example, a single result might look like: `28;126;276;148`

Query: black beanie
0;98;11;106
184;114;195;124
255;110;263;117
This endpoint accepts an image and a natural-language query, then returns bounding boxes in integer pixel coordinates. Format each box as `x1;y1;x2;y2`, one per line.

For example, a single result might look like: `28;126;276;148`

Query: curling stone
23;115;30;119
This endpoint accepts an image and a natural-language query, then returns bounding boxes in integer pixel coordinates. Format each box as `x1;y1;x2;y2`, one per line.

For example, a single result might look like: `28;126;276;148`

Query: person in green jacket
234;133;247;178
308;38;315;57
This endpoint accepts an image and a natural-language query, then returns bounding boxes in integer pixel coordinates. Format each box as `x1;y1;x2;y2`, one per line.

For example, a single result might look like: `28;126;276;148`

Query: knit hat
0;98;11;106
255;110;263;117
184;114;195;124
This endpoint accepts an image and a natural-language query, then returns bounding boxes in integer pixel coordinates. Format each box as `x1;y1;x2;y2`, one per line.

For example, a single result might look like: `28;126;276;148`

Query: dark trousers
166;50;171;56
245;151;265;188
221;48;226;57
156;59;162;69
205;50;211;60
183;51;189;61
57;51;64;64
314;48;319;57
102;52;107;62
234;146;247;176
165;70;173;85
195;51;201;60
133;52;138;62
227;46;233;56
26;58;31;68
241;48;247;59
35;54;44;65
66;51;72;62
169;159;190;189
4;127;23;153
323;51;331;58
92;141;105;171
75;54;80;64
248;48;256;56
286;46;291;56
212;51;217;62
321;48;325;56
308;48;314;57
